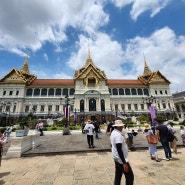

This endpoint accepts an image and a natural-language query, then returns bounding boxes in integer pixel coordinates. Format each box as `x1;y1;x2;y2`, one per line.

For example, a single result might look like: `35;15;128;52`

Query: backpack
93;121;99;129
167;131;175;142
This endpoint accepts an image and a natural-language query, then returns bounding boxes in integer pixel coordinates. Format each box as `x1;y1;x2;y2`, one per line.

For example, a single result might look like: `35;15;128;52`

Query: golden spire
19;55;30;75
143;54;152;76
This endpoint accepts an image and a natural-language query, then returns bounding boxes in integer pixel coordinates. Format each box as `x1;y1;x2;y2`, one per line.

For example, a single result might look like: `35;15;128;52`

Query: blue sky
0;0;185;93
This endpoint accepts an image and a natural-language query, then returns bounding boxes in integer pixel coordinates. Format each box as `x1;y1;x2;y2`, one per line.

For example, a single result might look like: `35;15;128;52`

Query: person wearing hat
84;120;95;148
143;123;160;162
110;120;134;185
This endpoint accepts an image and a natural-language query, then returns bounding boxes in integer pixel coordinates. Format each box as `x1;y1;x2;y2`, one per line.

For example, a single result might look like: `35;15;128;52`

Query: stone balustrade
6;132;40;158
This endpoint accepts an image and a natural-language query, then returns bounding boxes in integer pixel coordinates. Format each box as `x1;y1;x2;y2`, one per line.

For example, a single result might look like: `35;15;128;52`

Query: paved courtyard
0;148;185;185
1;127;185;185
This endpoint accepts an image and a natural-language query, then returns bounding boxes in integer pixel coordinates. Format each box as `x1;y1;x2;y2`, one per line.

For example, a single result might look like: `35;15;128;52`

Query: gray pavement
0;127;184;185
3;127;184;157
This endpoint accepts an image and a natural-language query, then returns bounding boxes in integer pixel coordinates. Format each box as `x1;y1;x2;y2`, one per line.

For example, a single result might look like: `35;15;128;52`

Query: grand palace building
0;49;176;126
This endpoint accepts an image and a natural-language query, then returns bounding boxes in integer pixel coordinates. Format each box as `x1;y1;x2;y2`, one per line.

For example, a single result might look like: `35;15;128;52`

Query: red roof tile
31;79;74;85
107;79;144;85
31;79;143;86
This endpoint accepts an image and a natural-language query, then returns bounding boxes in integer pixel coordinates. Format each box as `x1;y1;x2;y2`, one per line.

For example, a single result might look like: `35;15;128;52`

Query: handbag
146;135;158;144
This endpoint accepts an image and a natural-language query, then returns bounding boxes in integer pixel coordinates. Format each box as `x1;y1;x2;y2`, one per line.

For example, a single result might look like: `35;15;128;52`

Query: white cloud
10;48;27;57
123;27;185;92
0;0;108;56
111;0;171;20
66;26;185;92
53;72;72;79
111;0;133;7
67;33;126;79
131;0;170;20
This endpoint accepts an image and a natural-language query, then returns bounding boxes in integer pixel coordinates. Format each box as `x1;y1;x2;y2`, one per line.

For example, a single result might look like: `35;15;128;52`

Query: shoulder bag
146;130;158;144
167;131;175;142
146;134;158;144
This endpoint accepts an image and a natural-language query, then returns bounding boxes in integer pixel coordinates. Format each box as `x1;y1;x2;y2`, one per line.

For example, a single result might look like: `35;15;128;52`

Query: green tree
139;114;147;122
61;118;69;126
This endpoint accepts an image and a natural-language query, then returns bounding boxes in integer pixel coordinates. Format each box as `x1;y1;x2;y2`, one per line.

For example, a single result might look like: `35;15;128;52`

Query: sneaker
92;145;95;148
163;158;170;161
169;158;172;160
89;146;91;149
156;160;160;162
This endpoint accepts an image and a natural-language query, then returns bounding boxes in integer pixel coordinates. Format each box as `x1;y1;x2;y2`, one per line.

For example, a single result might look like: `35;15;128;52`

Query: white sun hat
113;120;125;127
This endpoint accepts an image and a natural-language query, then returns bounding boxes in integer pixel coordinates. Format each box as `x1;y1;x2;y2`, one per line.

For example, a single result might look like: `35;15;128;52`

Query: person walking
155;117;172;161
0;129;7;167
168;122;177;154
143;124;160;162
93;119;100;139
84;120;95;148
110;120;134;185
180;126;185;146
107;119;115;135
81;121;85;134
104;121;108;135
4;124;13;137
36;118;44;136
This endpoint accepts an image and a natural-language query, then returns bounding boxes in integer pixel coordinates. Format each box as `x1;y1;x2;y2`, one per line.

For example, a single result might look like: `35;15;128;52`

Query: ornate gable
148;70;170;84
0;68;26;83
74;48;107;86
0;57;36;85
138;57;170;85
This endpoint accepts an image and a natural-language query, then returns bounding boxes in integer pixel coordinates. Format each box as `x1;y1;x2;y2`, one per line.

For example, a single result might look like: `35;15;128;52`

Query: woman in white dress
143;124;160;162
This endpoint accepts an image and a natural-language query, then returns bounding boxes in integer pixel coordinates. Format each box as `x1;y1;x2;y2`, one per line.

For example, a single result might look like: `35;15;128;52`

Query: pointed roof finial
19;55;30;75
88;39;91;59
143;53;152;76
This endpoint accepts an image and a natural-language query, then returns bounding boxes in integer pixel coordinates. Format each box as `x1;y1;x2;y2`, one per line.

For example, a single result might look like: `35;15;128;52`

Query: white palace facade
0;49;175;125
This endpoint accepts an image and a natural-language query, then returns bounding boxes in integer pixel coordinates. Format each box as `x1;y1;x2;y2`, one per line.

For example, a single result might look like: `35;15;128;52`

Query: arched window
113;88;118;95
101;99;105;111
34;88;40;96
69;88;75;95
26;88;33;96
89;99;96;111
137;88;143;95
48;88;54;96
63;88;68;96
143;88;149;95
125;88;130;95
41;88;47;96
131;88;137;95
55;88;61;96
80;100;84;112
119;88;124;95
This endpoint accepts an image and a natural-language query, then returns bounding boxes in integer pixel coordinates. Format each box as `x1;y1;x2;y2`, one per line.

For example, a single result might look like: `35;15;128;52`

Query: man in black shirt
156;118;172;161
